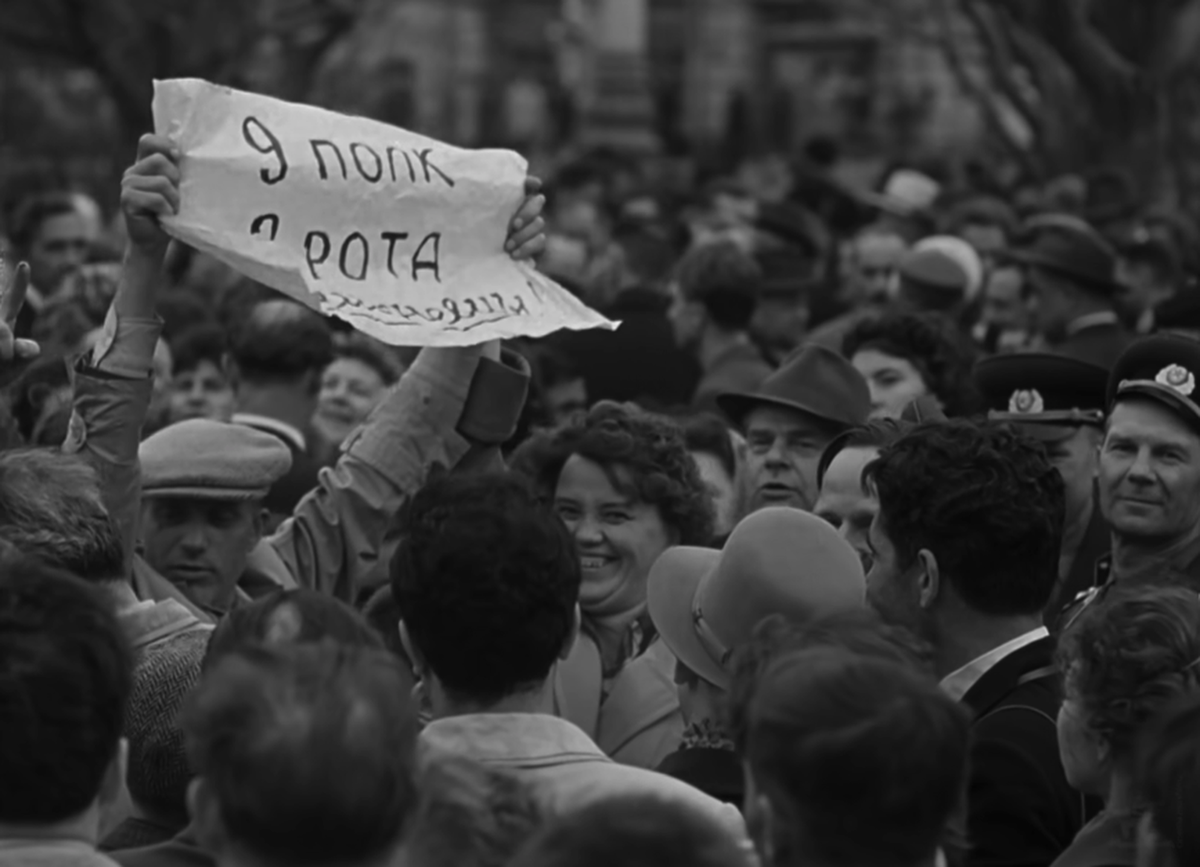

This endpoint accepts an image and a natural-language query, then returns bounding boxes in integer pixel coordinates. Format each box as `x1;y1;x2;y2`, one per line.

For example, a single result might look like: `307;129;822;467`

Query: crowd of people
4;124;1200;867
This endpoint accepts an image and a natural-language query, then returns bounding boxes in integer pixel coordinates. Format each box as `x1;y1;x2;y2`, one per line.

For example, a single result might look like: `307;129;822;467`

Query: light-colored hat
139;419;292;501
647;508;865;690
914;235;984;302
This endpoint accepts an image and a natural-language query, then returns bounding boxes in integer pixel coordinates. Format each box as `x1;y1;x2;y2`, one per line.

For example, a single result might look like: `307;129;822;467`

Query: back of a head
1059;585;1200;764
729;609;933;753
390;472;581;707
865;419;1064;617
183;642;418;867
676;240;763;332
231;298;334;385
0;555;132;824
745;647;969;867
401;756;542;867
1138;693;1200;867
170;322;229;376
510;795;750;867
204;588;384;671
0;448;126;583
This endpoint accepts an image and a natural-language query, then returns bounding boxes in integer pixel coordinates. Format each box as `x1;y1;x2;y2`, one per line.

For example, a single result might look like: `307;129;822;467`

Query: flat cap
140;419;293;501
1108;334;1200;434
975;353;1108;433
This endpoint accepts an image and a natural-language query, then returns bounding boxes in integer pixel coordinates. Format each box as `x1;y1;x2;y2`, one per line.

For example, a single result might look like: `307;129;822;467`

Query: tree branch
934;0;1040;177
960;0;1043;142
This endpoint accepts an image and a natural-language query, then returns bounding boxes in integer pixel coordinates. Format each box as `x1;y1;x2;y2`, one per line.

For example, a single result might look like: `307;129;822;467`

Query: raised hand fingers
122;174;181;217
506;216;545;255
0;262;30;325
136;133;181;164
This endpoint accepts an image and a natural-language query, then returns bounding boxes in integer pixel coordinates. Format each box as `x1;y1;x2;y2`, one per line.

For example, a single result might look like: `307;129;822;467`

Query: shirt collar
420;713;608;768
1065;311;1119;336
940;626;1049;703
232;413;306;452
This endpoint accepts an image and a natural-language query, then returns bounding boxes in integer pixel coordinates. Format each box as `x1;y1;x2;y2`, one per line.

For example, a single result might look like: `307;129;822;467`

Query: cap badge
1155;364;1196;397
1008;389;1044;414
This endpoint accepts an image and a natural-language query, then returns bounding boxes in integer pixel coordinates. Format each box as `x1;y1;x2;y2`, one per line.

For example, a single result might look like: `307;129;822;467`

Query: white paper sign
151;78;614;346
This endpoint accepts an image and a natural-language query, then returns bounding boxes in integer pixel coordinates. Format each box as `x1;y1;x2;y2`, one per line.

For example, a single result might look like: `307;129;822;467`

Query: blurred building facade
311;0;983;160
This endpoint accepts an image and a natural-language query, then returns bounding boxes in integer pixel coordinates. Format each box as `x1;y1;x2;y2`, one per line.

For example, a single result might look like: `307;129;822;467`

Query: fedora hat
647;507;865;690
1006;221;1119;295
717;345;870;430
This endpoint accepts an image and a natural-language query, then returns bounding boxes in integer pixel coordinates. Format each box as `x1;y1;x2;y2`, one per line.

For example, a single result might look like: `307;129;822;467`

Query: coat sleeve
67;308;162;577
259;346;528;600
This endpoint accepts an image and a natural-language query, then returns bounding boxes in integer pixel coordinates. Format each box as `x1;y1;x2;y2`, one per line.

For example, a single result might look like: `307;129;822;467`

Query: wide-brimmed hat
717;345;870;430
1108;334;1200;434
647;507;865;690
1006;222;1119;295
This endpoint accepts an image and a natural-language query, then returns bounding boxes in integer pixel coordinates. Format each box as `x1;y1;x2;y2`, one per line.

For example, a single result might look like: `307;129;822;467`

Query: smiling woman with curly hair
844;312;982;420
512;401;715;768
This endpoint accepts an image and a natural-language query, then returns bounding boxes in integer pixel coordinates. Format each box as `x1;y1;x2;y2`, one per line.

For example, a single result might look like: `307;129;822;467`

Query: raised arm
70;136;184;589
255;179;545;600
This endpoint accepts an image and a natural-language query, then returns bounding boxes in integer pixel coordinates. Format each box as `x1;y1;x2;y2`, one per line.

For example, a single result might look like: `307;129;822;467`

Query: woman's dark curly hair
843;312;982;417
1059;585;1200;761
511;401;715;546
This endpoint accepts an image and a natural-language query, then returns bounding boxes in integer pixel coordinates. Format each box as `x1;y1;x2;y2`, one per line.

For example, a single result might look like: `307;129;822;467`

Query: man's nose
1126;448;1156;483
179;525;208;553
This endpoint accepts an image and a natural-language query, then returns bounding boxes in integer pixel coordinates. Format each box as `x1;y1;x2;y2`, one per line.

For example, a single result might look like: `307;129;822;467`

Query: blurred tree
933;0;1200;204
0;0;362;153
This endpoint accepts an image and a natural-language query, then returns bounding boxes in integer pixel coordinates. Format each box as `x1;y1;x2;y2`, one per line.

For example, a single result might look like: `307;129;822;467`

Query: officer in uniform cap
137;418;293;617
974;353;1110;629
1060;334;1200;631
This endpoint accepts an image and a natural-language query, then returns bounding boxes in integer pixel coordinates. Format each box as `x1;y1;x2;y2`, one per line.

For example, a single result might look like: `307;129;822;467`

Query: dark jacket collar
961;635;1057;720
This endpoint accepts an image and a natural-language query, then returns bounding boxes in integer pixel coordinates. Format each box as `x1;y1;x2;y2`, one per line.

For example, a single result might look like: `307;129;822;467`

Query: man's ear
916;548;940;609
559;604;582;662
743;765;781;867
399;620;428;680
188;778;229;859
244;507;267;555
98;737;128;808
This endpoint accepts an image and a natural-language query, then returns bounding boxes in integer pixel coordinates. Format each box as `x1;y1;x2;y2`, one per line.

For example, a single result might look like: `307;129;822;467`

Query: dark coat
111;827;211;867
557;288;700;411
961;636;1096;867
1046;504;1109;632
656;747;744;808
1055;322;1132;371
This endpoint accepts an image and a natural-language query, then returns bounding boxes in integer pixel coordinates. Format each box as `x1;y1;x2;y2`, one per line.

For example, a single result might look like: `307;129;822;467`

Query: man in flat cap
974;354;1110;628
718;345;870;515
77;133;541;619
136;420;294;616
1009;221;1131;369
1063;334;1200;628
